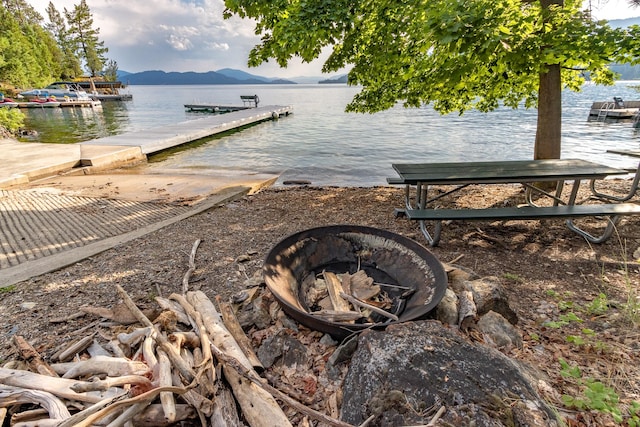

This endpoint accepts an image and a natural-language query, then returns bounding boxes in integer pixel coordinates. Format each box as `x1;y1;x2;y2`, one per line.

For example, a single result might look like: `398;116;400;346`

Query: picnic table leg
566;216;622;243
523;180;565;206
566;179;620;243
403;184;412;210
418;220;440;246
589;161;640;202
414;181;439;246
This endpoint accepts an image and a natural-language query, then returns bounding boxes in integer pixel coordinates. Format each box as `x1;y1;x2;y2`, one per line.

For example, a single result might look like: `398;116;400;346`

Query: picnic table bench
388;159;640;246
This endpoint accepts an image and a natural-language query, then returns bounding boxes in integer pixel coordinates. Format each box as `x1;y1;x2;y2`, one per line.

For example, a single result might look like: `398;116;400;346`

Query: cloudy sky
29;0;639;78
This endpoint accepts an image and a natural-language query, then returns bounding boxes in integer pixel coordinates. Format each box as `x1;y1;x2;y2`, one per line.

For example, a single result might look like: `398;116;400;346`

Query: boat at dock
19;82;91;101
588;97;640;120
19;97;61;108
74;80;133;101
0;94;18;108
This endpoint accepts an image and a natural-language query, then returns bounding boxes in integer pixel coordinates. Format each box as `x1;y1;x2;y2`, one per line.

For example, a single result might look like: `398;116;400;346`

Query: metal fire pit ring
263;225;448;340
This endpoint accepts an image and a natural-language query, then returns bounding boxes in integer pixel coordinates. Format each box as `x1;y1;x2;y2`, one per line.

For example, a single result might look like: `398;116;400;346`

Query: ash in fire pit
263;225;448;339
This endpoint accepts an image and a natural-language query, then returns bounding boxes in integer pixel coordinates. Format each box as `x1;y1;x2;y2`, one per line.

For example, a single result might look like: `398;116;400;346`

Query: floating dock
184;104;252;113
185;94;260;113
588;99;640;119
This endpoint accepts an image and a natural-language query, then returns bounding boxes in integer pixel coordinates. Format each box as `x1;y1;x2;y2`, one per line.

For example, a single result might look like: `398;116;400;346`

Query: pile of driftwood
0;241;355;427
303;269;414;324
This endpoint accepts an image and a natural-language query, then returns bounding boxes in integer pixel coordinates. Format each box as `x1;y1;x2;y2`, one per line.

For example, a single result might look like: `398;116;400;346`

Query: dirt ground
1;181;639;425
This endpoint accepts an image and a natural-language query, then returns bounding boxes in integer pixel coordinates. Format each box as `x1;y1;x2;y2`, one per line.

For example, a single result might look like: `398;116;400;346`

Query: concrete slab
10;168;279;204
0;139;81;187
79;144;146;169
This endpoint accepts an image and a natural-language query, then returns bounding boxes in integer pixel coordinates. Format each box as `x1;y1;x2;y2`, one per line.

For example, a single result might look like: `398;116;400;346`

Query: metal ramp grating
0;189;193;269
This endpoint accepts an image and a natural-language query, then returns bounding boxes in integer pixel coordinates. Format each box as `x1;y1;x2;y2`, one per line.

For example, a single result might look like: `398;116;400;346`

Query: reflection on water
20;102;132;143
16;82;640;186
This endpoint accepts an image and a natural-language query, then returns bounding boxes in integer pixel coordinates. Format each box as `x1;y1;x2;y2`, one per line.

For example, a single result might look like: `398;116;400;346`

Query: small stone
20;302;36;310
477;310;523;350
320;334;338;347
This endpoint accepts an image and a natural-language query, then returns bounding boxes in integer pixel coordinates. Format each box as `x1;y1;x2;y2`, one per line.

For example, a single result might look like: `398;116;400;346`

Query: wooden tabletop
607;149;640;158
392;159;628;185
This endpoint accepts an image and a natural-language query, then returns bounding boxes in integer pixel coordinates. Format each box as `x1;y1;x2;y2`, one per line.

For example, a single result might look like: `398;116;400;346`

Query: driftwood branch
61;385;186;427
70;375;153;393
158;349;177;423
115;285;196;384
56;355;150;379
339;292;399;321
55;333;96;362
182;239;201;294
188;290;293;427
216;295;264;371
0;367;121;403
167;293;215;395
210;343;354;427
0;384;71;420
11;335;59;377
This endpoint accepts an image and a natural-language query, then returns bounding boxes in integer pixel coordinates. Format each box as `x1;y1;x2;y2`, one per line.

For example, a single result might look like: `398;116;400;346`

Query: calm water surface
19;82;640;186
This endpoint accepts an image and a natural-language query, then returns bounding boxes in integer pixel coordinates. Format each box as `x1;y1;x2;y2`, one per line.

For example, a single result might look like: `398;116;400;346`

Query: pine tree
46;2;82;79
2;0;42;27
103;59;119;82
65;0;108;77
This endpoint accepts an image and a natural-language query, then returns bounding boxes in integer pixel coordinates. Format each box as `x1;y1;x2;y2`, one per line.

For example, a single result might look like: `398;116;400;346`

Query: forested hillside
0;0;114;91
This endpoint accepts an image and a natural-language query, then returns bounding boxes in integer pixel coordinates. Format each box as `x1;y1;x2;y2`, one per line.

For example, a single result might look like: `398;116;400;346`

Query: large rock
340;321;557;426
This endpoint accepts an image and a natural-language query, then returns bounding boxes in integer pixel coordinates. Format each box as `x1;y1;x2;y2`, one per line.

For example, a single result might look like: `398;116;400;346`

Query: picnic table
388;159;640;246
589;150;640;202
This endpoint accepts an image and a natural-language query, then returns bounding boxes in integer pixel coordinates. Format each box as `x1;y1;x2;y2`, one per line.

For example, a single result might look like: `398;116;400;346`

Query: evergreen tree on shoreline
65;0;108;77
46;1;82;80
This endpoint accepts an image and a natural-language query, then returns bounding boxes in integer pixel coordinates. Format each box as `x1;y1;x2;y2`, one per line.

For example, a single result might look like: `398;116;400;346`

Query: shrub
0;108;25;135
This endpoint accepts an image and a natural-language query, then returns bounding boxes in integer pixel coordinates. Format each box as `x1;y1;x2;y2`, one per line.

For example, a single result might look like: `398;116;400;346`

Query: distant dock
588;98;640;120
185;94;260;114
184;104;252;113
91;93;133;101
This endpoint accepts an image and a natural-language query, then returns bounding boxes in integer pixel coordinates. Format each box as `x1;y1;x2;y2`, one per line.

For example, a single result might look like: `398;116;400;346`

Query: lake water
19;82;640;186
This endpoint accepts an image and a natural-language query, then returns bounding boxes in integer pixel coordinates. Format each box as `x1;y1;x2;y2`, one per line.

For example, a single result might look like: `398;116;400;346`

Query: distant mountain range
117;68;301;85
608;16;640;28
320;75;349;84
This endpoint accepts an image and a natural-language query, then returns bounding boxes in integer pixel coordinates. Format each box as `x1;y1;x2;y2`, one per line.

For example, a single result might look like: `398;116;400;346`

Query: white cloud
587;0;639;20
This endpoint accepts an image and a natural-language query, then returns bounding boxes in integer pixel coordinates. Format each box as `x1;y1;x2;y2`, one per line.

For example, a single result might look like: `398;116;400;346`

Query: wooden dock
81;105;293;155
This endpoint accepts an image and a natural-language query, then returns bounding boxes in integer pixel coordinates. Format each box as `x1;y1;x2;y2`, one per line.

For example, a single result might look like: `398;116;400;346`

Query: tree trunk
534;0;563;160
534;64;562;160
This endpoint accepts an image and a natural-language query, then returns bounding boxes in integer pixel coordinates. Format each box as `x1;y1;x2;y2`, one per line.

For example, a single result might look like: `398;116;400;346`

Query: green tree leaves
0;0;113;88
